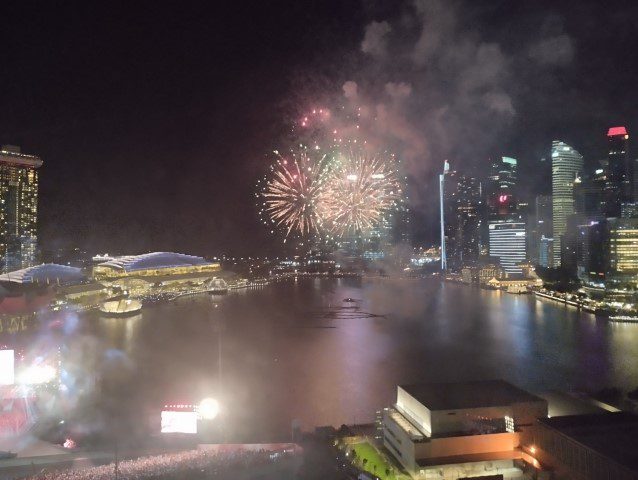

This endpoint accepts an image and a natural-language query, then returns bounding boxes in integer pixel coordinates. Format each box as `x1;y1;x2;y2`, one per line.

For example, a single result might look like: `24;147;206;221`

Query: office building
489;221;527;275
577;221;607;287
552;141;583;267
621;202;638;219
574;167;606;219
486;156;518;221
381;380;548;478
539;236;554;268
605;126;631;217
0;146;43;272
608;217;638;284
528;195;552;265
439;161;460;271
577;218;638;290
456;174;482;267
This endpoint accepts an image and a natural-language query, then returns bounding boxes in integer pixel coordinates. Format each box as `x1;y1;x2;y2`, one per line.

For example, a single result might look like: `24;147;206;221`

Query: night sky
1;1;637;257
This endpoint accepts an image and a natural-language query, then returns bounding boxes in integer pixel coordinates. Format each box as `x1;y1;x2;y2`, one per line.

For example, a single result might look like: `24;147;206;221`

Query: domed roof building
92;252;219;280
0;263;85;287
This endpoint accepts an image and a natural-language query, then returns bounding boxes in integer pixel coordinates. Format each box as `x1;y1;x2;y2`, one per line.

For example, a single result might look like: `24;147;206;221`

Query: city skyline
0;1;636;256
1;3;638;479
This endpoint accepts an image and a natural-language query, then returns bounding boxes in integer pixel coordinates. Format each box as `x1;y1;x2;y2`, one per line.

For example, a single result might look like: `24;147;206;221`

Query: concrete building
478;263;505;285
552;141;583;267
533;412;638;480
381;380;548;478
0;146;43;272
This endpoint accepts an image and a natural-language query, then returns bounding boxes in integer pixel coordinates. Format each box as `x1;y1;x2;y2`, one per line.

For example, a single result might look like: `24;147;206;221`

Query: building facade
381;380;548;478
456;174;482;267
92;252;220;280
605;126;631;217
488;221;527;275
534;413;638;480
552;141;583;267
528;195;552;265
486;156;518;221
0;146;42;272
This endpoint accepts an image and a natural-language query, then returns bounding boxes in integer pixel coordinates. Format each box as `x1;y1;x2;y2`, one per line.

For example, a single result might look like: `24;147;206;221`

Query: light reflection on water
1;277;638;442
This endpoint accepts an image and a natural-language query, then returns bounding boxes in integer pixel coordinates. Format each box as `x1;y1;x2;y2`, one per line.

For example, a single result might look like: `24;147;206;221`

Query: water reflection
0;279;637;442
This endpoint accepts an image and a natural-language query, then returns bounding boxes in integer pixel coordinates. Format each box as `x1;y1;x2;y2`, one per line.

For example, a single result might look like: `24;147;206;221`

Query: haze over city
0;2;637;480
0;1;635;255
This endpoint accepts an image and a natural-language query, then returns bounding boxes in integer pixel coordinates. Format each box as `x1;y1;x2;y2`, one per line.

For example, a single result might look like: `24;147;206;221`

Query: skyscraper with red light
605;126;631;217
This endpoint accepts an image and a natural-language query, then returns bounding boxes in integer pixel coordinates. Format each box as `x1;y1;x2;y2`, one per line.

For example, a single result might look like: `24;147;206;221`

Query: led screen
160;411;197;434
0;350;14;385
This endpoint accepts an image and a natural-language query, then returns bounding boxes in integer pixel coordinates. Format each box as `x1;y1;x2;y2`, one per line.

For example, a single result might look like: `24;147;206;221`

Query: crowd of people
25;448;295;480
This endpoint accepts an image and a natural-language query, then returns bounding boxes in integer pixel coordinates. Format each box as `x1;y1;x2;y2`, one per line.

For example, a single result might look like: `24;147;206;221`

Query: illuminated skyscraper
528;195;552;265
0;146;43;272
608;218;638;279
486;157;518;221
552;141;583;267
439;160;456;271
605;126;631;217
488;221;526;275
456;174;481;266
439;161;482;271
578;218;638;289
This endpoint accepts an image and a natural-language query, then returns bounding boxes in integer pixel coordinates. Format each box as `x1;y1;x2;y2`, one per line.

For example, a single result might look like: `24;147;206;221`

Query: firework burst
259;148;330;238
318;148;403;237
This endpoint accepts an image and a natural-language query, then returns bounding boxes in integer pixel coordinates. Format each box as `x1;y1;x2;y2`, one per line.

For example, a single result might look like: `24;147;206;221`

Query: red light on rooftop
608;126;627;137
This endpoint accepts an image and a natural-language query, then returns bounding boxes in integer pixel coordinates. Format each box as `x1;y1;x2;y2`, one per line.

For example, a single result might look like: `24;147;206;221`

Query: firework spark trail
259;107;406;242
260;149;329;238
318;148;402;237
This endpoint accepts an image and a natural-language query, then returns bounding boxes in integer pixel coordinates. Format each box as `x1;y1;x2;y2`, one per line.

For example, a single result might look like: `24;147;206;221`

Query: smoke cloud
324;1;576;212
360;21;392;57
529;34;575;66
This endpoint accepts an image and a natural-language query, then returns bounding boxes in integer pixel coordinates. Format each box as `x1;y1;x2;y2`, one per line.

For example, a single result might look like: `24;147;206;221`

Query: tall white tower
439;160;450;270
552;140;583;267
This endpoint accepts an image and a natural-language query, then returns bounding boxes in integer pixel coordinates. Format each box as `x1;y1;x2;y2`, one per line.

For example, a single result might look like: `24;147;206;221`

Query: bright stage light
198;398;220;420
0;350;14;385
18;365;57;385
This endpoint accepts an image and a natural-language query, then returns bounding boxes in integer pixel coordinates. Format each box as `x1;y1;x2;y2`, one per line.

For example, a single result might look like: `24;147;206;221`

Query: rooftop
538;412;638;471
96;252;214;272
400;380;544;411
0;146;43;169
0;264;84;285
608;126;628;137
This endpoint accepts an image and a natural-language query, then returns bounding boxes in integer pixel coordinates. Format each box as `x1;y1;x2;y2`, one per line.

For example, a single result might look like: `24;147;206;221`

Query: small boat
99;299;142;316
343;298;357;303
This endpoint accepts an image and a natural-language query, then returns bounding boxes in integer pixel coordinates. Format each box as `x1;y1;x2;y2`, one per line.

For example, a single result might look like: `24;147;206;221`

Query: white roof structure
0;264;84;285
96;252;212;273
